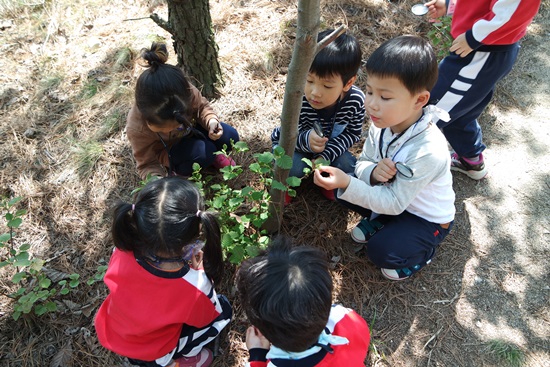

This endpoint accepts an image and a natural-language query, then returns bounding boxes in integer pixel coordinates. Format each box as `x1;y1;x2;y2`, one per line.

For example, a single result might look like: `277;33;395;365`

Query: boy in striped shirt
271;29;365;201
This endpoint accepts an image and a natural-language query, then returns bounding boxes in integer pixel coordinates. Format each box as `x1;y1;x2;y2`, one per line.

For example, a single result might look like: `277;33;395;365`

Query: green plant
0;197;81;320
487;340;524;367
191;142;301;264
86;265;108;286
427;16;453;61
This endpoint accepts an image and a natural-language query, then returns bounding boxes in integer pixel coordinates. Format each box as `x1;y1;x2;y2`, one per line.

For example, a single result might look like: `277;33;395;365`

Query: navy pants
169;122;240;176
337;196;452;269
431;44;519;158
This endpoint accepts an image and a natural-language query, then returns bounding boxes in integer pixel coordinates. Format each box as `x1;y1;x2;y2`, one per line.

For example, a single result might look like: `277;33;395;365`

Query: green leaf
275;155;293;170
286;176;301;187
8;197;22;206
233;140;249;152
229;245;245;264
69;279;80;287
273;146;285;158
12;272;27;284
19;243;31;251
249;163;262;173
0;233;10;243
271;180;287;191
29;258;44;272
39;277;52;288
8;218;22;228
256;152;274;164
12;311;21;321
301;157;313;168
13;252;31;267
15;209;27;216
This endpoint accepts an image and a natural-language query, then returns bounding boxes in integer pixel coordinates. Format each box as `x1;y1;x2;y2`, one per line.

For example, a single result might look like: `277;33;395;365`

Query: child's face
146;119;181;134
365;75;427;134
305;72;353;110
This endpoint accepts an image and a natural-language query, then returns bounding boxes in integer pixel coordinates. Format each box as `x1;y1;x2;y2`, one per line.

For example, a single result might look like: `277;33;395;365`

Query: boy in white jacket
314;35;455;280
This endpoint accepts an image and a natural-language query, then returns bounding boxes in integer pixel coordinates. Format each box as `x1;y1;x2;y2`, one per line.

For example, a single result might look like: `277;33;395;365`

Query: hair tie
196;210;201;218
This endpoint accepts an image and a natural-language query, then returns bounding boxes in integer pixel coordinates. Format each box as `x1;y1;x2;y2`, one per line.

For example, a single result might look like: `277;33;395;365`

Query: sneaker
173;348;213;367
212;154;236;169
351;217;384;244
319;187;336;201
381;259;432;281
450;152;488;180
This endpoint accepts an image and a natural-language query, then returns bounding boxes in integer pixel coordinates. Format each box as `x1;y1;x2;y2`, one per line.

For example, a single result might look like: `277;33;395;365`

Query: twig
315;25;346;54
433;293;459;305
423;327;443;349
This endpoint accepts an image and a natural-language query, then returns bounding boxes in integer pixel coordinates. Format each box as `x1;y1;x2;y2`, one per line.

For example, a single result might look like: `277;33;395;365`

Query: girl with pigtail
95;177;232;367
127;42;240;179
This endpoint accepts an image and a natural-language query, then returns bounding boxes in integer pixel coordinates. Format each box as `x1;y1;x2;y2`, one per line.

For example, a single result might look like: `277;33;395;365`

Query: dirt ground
0;0;548;366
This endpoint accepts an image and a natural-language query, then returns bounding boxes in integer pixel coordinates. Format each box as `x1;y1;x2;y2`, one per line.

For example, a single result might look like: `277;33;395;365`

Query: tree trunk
153;0;223;99
263;0;320;233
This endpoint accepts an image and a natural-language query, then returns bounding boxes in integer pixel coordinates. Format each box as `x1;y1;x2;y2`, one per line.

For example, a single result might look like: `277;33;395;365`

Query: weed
427;16;453;61
487;339;524;367
0;196;81;321
191;142;301;263
73;140;103;176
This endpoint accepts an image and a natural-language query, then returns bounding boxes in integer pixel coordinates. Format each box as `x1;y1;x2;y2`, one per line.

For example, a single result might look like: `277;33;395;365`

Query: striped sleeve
318;87;365;162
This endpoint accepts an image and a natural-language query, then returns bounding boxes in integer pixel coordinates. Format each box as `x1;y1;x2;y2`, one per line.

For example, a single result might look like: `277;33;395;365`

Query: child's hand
246;326;270;350
309;131;328;153
425;0;446;19
190;250;204;270
372;158;397;184
450;33;473;57
313;166;350;190
208;119;223;140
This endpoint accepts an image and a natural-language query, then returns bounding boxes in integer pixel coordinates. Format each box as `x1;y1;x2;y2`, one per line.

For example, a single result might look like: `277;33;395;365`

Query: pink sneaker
212;154;236;169
173;348;213;367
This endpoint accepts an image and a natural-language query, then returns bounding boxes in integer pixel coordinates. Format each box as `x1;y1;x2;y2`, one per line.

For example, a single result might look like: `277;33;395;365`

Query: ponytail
197;210;224;285
111;202;140;252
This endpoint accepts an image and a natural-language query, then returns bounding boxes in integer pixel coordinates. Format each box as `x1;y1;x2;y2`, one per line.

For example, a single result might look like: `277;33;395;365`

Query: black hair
135;42;194;130
236;236;333;352
111;176;224;284
310;29;362;85
366;35;438;95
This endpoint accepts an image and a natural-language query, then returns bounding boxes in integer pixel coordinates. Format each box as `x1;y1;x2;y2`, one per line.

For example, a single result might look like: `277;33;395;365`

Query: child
271;29;365;201
425;0;541;179
126;42;240;180
94;177;232;367
236;236;370;366
313;36;455;281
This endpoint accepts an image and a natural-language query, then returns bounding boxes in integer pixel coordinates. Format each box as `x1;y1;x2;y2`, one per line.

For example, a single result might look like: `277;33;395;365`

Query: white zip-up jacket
338;106;455;224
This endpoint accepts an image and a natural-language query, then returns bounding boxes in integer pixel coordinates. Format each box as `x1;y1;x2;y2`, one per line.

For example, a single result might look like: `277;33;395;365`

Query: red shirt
248;305;370;367
94;249;221;361
451;0;541;48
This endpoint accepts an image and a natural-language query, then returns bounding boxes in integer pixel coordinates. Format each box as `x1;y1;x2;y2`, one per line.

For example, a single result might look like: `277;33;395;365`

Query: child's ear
414;91;430;109
343;76;356;92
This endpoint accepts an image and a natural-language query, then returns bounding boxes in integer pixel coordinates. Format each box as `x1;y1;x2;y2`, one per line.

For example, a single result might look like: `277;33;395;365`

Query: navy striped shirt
271;85;365;162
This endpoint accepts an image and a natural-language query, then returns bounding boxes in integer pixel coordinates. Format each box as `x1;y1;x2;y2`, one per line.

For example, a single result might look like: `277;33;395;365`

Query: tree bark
153;0;223;99
263;0;321;233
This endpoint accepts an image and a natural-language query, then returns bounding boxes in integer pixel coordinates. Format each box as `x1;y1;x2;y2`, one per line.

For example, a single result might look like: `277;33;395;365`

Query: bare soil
0;0;548;366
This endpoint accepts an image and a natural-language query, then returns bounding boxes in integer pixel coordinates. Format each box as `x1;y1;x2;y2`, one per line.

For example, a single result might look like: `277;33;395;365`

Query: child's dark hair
111;177;224;284
135;42;194;130
311;29;362;85
366;35;438;95
236;236;333;352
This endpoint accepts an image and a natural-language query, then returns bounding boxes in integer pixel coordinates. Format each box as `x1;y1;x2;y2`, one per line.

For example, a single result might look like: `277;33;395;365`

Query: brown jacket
126;84;218;179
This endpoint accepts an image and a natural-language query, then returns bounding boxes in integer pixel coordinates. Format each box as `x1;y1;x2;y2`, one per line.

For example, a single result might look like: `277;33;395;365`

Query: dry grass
1;0;549;366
